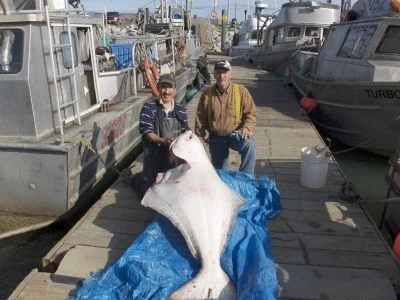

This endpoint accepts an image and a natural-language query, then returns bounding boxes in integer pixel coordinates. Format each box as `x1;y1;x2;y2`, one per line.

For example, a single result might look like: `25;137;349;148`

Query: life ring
144;58;159;97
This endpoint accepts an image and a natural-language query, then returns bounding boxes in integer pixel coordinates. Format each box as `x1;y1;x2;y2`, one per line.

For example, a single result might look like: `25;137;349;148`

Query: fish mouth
169;151;187;167
169;131;201;164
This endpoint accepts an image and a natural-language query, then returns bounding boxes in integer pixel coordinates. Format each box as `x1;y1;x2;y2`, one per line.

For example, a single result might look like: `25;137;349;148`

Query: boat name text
365;89;400;99
100;114;127;150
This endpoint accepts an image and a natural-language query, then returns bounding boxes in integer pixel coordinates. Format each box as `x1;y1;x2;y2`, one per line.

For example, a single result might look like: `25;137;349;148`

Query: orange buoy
144;58;159;97
300;96;318;111
394;233;400;259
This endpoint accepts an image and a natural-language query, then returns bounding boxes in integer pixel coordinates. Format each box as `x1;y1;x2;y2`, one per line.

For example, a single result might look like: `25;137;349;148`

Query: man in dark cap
134;73;189;196
195;60;257;175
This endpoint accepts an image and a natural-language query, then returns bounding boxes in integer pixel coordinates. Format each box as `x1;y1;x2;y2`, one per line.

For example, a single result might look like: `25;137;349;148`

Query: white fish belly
142;162;243;299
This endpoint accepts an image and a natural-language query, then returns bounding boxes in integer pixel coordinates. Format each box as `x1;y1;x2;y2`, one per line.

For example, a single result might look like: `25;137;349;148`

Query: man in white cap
195;60;257;175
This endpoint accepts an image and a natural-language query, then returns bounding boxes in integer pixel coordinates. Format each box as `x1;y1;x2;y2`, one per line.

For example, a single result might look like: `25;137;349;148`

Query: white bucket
300;146;330;189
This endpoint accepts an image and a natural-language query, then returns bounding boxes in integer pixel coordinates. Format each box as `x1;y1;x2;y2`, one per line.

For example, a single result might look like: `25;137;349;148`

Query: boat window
273;26;285;44
338;25;377;59
251;30;258;39
60;31;79;69
377;25;400;55
0;29;23;74
287;26;302;38
305;26;319;37
322;27;329;38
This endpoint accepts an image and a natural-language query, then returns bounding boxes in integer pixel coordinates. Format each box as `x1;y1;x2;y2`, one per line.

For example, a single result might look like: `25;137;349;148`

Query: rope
339;181;360;202
57;135;136;186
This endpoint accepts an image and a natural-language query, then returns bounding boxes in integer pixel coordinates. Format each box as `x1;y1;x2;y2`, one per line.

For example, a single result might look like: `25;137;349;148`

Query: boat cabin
304;0;400;82
260;1;340;52
0;0;135;141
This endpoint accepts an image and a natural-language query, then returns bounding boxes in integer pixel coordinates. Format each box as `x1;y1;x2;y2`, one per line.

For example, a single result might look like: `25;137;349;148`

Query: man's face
214;69;232;90
158;83;176;103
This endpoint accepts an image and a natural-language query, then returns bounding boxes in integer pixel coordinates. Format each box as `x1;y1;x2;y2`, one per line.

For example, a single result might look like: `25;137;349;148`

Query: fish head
170;130;209;163
155;163;191;184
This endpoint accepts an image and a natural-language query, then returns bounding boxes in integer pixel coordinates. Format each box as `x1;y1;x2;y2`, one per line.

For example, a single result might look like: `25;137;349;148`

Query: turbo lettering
364;89;400;99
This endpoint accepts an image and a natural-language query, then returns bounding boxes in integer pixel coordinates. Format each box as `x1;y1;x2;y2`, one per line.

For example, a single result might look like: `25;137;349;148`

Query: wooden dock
9;56;400;299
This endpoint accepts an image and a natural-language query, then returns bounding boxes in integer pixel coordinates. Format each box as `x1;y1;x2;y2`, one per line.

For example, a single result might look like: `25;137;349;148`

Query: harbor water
0;224;69;299
328;140;396;244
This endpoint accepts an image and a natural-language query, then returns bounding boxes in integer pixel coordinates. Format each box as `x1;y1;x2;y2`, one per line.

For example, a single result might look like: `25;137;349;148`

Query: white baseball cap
214;60;231;71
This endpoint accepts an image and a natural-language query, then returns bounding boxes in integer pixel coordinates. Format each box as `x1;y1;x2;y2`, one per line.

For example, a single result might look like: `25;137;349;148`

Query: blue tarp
74;171;281;300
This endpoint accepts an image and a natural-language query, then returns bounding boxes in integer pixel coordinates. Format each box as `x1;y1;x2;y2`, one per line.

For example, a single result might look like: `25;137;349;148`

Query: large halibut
141;131;243;299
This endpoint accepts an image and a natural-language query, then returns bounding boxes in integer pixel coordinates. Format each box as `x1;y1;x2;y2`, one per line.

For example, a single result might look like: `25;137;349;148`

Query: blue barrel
110;43;134;69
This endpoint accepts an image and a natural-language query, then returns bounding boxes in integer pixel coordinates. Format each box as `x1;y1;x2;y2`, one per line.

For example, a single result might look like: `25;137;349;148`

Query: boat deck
9;56;400;299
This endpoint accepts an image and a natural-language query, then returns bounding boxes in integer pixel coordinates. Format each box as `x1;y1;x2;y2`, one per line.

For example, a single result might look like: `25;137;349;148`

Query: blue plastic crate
110;43;134;69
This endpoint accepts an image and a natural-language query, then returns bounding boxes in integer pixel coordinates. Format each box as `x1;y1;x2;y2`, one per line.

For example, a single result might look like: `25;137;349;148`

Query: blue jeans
209;131;256;175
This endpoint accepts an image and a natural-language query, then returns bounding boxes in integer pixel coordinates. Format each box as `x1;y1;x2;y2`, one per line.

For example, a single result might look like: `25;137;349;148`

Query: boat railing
112;33;195;76
0;0;85;16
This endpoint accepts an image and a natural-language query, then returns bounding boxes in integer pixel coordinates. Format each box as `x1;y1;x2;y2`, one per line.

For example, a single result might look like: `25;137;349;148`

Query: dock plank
269;217;376;237
270;232;387;253
10;271;78;300
55;245;123;278
277;264;397;300
66;229;137;250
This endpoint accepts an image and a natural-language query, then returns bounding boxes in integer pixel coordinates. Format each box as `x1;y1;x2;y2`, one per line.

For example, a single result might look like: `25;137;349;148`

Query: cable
57;135;139;188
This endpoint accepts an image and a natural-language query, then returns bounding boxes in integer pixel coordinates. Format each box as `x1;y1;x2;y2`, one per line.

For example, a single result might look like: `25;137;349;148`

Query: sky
82;0;339;21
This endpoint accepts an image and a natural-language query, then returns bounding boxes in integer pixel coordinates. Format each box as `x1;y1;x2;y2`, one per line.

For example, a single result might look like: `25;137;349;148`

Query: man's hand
161;137;174;147
199;136;208;145
240;128;254;140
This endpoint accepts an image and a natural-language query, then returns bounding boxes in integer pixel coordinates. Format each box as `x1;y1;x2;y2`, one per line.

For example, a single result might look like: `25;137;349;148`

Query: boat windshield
305;26;319;37
377;25;400;55
338;25;377;59
0;29;23;74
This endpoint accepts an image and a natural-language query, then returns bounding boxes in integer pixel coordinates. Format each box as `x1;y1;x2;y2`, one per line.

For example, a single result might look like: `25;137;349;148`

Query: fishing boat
229;0;272;57
248;0;340;72
0;0;204;235
290;0;400;156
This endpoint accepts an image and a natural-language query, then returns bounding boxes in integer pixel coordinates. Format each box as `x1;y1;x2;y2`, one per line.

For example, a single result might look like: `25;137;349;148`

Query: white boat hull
291;71;400;156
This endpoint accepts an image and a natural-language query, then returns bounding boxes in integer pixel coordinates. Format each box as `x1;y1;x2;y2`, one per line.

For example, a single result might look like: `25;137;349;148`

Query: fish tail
170;268;236;300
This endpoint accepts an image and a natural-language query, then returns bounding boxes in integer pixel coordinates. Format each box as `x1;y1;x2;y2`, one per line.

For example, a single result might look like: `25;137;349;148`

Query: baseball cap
158;73;176;86
214;60;231;71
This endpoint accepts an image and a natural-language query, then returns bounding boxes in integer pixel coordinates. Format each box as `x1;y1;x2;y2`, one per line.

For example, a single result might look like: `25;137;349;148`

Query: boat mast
185;0;192;31
340;0;352;21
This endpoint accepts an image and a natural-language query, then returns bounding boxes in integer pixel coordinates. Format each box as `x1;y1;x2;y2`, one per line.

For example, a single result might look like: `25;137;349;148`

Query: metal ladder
44;0;81;136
